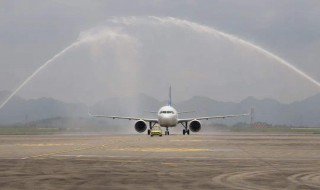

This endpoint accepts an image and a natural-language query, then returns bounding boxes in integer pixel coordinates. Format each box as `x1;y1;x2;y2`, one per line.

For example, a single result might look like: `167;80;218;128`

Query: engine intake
135;120;147;133
189;120;201;132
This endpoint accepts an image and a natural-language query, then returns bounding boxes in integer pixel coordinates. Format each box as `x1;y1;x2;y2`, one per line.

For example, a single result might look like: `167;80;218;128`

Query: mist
1;1;320;128
1;16;315;109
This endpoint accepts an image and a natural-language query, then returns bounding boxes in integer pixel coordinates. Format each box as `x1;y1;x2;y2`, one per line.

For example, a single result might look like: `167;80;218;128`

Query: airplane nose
159;111;178;127
163;114;173;119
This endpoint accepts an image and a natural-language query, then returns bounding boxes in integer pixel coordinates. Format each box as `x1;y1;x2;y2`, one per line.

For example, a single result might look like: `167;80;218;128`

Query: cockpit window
160;111;174;114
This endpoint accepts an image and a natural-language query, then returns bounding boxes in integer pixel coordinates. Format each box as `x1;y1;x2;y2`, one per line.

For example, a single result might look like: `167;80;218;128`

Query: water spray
0;28;135;110
0;42;81;110
1;16;319;111
111;16;320;88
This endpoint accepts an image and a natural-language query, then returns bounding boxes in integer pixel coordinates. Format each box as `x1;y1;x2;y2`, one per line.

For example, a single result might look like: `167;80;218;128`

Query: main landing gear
183;129;190;135
182;122;190;135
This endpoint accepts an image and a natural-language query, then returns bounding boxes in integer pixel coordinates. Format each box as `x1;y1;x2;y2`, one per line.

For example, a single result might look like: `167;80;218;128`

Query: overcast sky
1;0;320;104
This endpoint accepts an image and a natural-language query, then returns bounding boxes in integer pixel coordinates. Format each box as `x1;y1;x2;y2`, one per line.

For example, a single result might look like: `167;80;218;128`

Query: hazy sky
1;0;320;104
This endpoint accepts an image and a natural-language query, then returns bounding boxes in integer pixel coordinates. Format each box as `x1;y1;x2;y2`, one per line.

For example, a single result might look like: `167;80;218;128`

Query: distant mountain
1;91;320;127
0;92;87;124
91;93;162;116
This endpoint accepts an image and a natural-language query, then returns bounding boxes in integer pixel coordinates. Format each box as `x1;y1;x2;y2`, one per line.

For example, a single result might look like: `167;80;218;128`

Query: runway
1;133;320;189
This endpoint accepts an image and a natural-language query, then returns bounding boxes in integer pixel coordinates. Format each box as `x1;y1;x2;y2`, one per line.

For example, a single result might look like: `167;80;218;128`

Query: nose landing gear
165;127;170;135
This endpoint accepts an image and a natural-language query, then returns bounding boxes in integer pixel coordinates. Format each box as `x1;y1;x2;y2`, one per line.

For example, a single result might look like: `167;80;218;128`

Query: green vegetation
0;126;66;135
1;119;320;135
230;127;320;133
0;117;123;135
210;122;320;133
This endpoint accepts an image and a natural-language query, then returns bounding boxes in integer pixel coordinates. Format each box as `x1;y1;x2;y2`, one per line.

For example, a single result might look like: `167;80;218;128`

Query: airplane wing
88;112;158;123
178;113;249;123
178;111;196;114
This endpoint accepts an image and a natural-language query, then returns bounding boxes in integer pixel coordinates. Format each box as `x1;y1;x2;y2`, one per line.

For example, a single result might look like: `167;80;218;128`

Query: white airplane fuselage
157;106;178;127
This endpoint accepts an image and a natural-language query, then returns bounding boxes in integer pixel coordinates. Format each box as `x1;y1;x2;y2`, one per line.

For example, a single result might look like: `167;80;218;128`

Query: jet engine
189;120;201;132
135;120;147;133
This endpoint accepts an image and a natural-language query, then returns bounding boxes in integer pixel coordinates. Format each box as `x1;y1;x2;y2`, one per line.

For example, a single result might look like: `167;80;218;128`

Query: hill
1;91;320;127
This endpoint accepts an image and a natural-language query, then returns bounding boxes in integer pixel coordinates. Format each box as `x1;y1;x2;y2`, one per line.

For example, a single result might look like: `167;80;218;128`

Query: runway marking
52;155;213;159
110;147;210;152
210;148;240;152
54;155;134;158
161;162;178;166
21;144;108;159
103;160;142;163
157;172;185;176
4;155;320;162
170;140;215;142
16;143;82;147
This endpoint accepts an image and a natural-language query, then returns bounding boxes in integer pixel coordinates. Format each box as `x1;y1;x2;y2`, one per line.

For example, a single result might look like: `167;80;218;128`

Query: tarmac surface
1;133;320;189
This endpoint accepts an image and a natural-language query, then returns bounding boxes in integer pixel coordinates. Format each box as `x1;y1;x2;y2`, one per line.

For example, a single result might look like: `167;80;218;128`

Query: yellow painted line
161;163;178;166
16;143;85;147
170;140;211;142
55;157;141;163
29;147;90;158
110;148;209;152
157;172;185;175
72;158;142;163
105;160;142;163
22;144;108;159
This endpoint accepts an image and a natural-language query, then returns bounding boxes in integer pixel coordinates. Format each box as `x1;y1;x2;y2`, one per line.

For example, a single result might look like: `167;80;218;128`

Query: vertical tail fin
168;85;172;106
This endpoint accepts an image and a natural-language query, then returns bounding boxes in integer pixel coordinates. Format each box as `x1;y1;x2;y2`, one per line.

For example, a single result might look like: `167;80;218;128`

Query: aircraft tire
148;130;150;135
183;129;186;135
187;129;190;135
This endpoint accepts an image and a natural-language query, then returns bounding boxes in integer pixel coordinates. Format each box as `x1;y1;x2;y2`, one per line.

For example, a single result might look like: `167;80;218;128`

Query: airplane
89;87;250;135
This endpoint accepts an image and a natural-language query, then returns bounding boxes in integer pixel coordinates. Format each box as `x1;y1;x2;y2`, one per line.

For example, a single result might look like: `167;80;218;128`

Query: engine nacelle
134;120;147;133
189;120;201;132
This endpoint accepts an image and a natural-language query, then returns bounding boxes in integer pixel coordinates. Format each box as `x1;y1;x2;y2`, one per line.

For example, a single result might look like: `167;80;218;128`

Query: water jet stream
0;41;81;110
0;28;133;111
1;16;319;111
111;16;320;88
